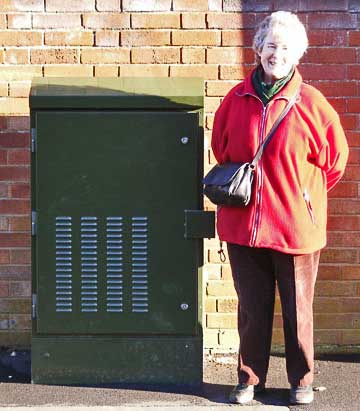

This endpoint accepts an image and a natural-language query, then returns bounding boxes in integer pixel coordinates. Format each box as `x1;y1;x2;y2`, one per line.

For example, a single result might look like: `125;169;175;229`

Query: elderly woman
211;11;348;405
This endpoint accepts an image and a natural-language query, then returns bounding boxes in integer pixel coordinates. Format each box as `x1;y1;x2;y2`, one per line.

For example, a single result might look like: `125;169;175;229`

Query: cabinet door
34;110;202;335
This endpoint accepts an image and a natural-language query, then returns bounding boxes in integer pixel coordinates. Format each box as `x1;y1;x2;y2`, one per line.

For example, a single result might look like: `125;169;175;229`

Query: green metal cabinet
30;78;215;385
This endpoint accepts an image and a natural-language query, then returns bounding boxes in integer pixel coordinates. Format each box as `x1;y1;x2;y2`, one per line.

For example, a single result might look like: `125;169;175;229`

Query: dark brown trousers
227;244;320;387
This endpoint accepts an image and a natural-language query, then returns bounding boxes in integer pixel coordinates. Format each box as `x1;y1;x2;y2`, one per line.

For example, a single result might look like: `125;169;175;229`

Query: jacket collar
238;66;303;101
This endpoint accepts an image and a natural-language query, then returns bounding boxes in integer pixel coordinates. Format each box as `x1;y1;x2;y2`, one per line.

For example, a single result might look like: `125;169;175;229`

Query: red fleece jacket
211;68;349;254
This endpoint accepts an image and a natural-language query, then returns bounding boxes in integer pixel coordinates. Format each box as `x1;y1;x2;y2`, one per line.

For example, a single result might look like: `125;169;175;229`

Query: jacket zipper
250;103;267;247
303;189;316;225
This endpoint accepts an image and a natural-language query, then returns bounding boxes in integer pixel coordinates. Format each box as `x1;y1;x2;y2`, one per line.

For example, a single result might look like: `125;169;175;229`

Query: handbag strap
250;86;300;167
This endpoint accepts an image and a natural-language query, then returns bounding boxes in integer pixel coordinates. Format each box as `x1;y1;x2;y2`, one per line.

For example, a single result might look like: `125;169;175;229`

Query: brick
0;81;7;97
33;13;81;29
314;329;342;345
206;80;238;96
316;281;359;297
217;298;237;313
119;64;168;77
0;314;9;329
329;183;360;198
10;249;31;264
343;166;360;181
207;12;256;29
8;216;29;232
314;296;343;313
328;199;360;215
327;97;346;113
303;48;356;64
328;216;360;231
94;65;119;76
320;248;358;264
83;12;130;29
0;31;42;46
3;117;29;131
220;64;255;80
341;298;360;313
132;13;180;29
96;0;120;11
0;66;42;81
173;0;209;10
347;146;360;163
0;233;30;247
0;0;44;12
309;81;358;97
172;30;220;46
207;313;237;328
218;329;239;348
7;150;29;165
182;47;205;64
328;232;360;247
315;313;360;329
8;314;31;330
222;29;255;46
317;265;342;281
95;30;119;46
45;31;94;46
0;98;29;114
9;81;32;98
203;329;220;348
299;0;348;11
203;263;221;280
206;280;236;297
9;281;31;297
349;31;360;46
7;13;31;29
31;49;78;64
205;96;221;113
122;0;171;12
0;152;7;165
0;281;9;297
344;131;359;148
132;47;180;64
81;48;129;63
181;13;206;29
206;113;214;130
342;330;360;345
0;331;30;346
347;65;360;79
300;64;346;81
9;183;30;199
349;0;360;12
0;199;29;214
4;49;29;65
223;0;270;11
46;0;95;11
0;132;28;148
207;47;254;64
0;250;10;264
0;265;31;280
0;166;29;183
0;298;30;314
44;65;93;77
208;0;222;11
308;30;347;47
205;297;216;313
347;98;360;113
122;30;170;46
308;13;358;30
0;14;6;29
170;64;218;79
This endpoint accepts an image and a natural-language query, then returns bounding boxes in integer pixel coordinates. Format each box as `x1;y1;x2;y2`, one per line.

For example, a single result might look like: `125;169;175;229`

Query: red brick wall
0;0;359;351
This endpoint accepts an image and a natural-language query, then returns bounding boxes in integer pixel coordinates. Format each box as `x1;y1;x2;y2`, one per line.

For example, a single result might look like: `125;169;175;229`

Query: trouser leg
273;250;320;387
227;244;276;386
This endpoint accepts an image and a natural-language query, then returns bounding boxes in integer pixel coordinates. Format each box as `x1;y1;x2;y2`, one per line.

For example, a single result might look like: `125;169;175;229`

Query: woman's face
259;28;299;84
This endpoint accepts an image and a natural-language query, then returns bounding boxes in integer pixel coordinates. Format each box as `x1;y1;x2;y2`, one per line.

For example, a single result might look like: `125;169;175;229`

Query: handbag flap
202;163;244;186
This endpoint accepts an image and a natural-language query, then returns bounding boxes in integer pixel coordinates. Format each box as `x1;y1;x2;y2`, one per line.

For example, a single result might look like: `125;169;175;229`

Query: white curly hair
253;11;308;65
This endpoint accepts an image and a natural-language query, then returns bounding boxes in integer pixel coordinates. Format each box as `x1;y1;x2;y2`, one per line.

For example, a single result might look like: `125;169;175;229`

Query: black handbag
203;88;300;207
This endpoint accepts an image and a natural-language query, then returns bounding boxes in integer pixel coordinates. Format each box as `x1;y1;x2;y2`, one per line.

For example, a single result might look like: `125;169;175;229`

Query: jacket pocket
303;189;315;225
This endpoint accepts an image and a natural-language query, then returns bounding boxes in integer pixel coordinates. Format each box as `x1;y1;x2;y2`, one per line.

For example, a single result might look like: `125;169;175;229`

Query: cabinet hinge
32;294;37;319
31;128;37;152
31;211;37;236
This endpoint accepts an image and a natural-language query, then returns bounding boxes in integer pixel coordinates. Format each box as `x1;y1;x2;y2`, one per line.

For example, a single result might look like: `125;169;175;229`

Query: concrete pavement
0;351;359;410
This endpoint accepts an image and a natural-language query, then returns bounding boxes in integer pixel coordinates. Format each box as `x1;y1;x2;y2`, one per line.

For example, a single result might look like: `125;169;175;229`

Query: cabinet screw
181;137;189;144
